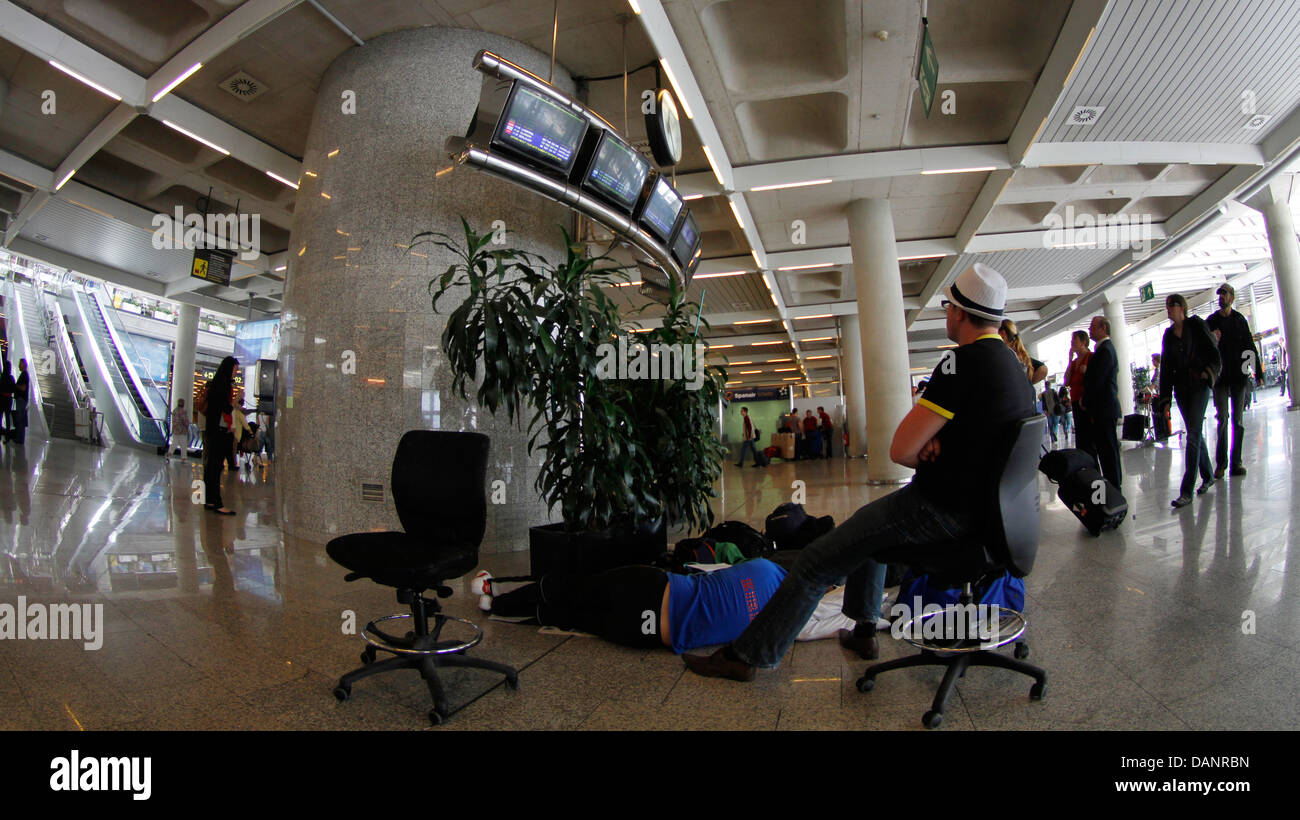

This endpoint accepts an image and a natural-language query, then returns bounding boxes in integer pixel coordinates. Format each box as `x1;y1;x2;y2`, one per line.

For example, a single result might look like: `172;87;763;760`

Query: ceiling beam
0;0;146;103
732;144;1011;192
1023;142;1265;168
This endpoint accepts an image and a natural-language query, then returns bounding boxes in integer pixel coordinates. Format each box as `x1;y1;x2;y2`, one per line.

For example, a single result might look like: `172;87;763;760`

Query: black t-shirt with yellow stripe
915;335;1037;515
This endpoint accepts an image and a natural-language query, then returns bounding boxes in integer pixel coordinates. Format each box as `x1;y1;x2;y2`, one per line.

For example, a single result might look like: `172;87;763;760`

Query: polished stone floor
1;393;1298;731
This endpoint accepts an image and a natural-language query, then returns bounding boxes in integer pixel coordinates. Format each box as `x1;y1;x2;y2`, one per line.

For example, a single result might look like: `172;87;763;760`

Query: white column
1103;293;1135;417
1256;181;1300;410
172;303;199;414
840;314;868;458
847;199;912;483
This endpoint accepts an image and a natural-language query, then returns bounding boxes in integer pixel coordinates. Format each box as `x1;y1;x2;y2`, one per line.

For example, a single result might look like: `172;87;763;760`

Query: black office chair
858;415;1048;729
327;430;519;725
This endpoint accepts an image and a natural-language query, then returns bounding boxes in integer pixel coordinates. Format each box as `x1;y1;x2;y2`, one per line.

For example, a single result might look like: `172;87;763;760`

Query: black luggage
1058;466;1127;536
1121;413;1148;442
1153;402;1172;440
703;520;774;560
1038;448;1097;483
753;448;770;467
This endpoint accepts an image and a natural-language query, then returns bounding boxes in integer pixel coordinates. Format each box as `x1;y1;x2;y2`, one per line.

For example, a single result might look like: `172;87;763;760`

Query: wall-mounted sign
1139;282;1155;303
725;386;790;402
191;248;234;287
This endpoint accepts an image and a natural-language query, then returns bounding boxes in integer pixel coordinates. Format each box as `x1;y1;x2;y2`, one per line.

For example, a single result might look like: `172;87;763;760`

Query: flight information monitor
670;210;701;272
582;131;651;214
491;83;588;174
638;174;685;244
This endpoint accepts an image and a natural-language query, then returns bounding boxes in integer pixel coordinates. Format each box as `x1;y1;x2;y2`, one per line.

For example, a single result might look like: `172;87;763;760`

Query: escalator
62;282;168;449
9;280;80;439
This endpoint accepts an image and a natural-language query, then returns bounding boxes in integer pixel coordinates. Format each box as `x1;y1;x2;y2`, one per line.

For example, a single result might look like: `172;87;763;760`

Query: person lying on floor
481;559;870;654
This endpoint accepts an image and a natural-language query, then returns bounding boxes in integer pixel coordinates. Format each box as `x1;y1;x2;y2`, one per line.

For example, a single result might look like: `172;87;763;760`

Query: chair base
856;647;1045;730
333;589;519;725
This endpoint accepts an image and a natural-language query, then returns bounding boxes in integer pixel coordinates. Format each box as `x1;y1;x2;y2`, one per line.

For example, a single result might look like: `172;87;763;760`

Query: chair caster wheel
1030;682;1046;700
505;675;520;691
428;709;446;726
922;710;943;729
333;685;351;701
360;647;377;665
1014;642;1029;660
856;676;874;693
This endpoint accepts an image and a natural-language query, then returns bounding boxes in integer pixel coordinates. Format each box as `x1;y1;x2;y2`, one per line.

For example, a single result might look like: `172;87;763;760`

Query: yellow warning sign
192;257;208;279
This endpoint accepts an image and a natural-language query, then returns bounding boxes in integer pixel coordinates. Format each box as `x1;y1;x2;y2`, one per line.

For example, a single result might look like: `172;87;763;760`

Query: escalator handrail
70;288;145;442
83;281;169;424
47;289;92;410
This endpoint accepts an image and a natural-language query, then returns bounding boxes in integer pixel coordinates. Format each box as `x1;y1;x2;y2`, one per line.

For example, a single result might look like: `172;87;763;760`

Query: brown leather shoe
838;628;880;660
682;647;756;681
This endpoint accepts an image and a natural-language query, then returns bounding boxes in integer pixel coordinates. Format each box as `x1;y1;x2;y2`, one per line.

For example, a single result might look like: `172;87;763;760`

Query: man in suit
1083;315;1123;488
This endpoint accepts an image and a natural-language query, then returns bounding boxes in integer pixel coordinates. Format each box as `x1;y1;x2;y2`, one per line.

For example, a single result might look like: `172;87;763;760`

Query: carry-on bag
1057;465;1127;536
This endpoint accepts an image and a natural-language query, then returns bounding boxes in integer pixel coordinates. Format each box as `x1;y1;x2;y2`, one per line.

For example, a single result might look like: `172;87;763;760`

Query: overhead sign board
1140;282;1155;303
191;248;234;287
918;23;939;117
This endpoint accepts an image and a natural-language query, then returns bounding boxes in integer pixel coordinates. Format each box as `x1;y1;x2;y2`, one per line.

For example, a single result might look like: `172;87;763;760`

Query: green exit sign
1140;282;1155;303
918;23;938;117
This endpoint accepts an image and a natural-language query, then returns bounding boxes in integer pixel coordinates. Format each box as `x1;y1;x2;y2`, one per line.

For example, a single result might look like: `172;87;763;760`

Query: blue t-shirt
665;559;786;654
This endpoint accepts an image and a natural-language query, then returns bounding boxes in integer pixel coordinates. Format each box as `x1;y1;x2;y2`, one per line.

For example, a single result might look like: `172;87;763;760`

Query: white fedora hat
944;262;1007;322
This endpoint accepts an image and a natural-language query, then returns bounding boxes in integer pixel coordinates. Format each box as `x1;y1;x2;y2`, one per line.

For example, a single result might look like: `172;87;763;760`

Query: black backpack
765;503;834;551
702;521;774;560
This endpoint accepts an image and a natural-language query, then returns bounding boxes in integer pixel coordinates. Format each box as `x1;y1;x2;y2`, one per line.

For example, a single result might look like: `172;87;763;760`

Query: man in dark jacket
1082;315;1123;488
1206;284;1261;477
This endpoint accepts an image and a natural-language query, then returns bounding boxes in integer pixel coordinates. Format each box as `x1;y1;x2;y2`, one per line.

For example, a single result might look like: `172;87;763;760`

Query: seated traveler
682;262;1036;681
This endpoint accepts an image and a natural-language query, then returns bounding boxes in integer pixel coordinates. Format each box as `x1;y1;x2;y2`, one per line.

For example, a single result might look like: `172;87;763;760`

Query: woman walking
202;356;239;515
1159;294;1221;508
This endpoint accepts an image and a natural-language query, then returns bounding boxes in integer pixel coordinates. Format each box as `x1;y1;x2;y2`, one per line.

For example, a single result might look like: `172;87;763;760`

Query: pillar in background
1103;292;1135;417
277;29;570;549
172;303;199;412
840;314;868;457
1253;180;1300;410
847;199;912;483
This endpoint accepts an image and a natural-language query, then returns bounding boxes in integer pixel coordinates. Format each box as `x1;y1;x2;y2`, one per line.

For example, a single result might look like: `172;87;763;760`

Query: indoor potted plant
419;219;726;573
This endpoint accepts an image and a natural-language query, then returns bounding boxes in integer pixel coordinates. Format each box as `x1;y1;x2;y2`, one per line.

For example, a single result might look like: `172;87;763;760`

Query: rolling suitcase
753;448;770;467
1058;465;1127;536
1121;413;1148;442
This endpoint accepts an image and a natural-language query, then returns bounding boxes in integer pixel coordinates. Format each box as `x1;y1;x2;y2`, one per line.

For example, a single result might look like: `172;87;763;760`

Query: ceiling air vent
1067;105;1104;126
359;482;385;504
1243;114;1272;130
220;71;269;102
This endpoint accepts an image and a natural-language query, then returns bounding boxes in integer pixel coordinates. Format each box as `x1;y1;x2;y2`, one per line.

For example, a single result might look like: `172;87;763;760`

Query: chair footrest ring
896;605;1028;653
361;613;484;656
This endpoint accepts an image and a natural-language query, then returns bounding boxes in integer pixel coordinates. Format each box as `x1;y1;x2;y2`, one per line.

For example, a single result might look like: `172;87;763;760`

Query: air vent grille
1067;105;1104;126
220;71;269;102
360;482;384;504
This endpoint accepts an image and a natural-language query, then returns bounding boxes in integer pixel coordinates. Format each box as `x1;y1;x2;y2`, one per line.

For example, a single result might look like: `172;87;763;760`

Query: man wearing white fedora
684;263;1037;680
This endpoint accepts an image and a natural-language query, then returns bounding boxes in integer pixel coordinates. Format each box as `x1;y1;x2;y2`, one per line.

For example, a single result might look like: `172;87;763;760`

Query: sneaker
1197;477;1214;495
1171;494;1193;508
471;570;493;611
1230;466;1247;477
1214;467;1225;479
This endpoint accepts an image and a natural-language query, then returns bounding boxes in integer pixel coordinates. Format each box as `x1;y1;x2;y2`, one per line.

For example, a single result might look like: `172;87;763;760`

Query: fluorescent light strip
752;341;782;346
733;319;770;325
728;199;745;230
628;0;642;15
805;355;832;360
801;336;834;342
703;146;725;186
898;253;946;261
682;193;706;201
266;170;300;190
693;270;747;279
921;166;998;175
793;314;833;320
751;250;763;269
709;344;734;349
749;178;832;192
162;120;229;155
152;62;203;102
274;265;287;272
777;263;833;272
55;170;76;191
48;60;122;101
739;370;762;375
658;59;694;119
774;368;796;372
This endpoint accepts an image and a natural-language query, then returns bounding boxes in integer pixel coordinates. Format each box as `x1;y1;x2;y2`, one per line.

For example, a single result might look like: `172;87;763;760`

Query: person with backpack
199;356;239;515
1160;293;1221;508
736;407;760;467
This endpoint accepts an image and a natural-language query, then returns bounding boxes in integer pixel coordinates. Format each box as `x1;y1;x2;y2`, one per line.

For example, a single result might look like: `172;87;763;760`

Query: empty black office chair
858;415;1047;729
327;430;518;725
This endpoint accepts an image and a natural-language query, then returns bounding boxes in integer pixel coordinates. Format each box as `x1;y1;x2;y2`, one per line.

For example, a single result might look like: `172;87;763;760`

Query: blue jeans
1212;381;1247;471
1176;384;1213;497
736;438;757;466
730;483;972;668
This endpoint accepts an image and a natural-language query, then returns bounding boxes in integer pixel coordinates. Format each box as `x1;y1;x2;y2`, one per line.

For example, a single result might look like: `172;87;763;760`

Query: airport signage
1140;282;1155;303
191;248;234;287
918;22;939;117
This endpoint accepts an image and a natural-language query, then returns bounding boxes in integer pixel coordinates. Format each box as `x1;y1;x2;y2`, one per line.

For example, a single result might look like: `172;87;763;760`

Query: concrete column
847;199;912;483
840;314;868;457
1103;293;1135;416
1256;182;1300;410
277;28;569;549
172;303;199;414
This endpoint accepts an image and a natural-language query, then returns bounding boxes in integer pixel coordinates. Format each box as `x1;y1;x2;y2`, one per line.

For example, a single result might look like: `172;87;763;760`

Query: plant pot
528;518;667;577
